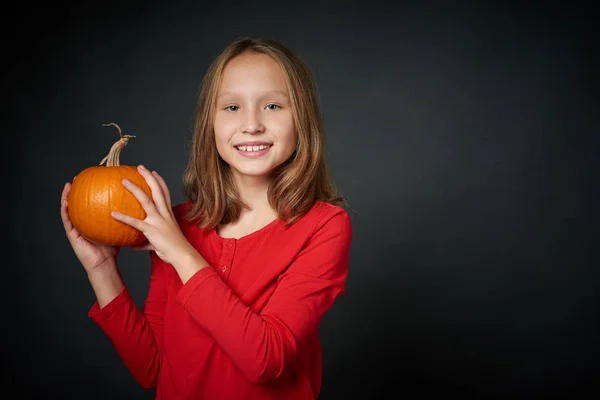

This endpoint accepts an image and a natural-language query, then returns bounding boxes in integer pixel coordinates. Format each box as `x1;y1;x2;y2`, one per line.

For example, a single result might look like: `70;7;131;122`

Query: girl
60;37;352;399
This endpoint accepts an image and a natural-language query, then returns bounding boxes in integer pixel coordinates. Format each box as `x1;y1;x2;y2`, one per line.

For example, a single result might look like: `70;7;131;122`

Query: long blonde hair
182;37;345;230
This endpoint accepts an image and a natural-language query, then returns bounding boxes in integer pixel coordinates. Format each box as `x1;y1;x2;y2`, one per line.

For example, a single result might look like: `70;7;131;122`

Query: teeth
236;144;270;152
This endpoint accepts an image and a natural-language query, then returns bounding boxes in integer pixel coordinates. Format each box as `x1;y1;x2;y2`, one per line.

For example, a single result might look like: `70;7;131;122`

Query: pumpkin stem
99;123;137;167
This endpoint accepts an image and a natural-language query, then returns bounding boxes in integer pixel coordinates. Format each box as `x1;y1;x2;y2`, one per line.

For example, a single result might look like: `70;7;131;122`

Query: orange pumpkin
67;123;152;247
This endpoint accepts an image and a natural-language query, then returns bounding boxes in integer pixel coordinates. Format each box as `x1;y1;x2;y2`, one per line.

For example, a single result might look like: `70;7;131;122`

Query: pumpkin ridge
107;165;113;245
84;170;93;242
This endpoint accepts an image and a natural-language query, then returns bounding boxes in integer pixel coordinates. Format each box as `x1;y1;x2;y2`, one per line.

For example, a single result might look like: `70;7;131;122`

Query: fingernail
139;165;146;170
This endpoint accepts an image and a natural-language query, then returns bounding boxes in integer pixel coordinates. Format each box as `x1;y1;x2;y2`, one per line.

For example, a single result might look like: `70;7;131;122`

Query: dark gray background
5;1;598;399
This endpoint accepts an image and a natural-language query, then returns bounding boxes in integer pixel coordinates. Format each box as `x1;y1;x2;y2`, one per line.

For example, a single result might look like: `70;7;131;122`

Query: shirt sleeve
175;207;352;383
88;252;167;388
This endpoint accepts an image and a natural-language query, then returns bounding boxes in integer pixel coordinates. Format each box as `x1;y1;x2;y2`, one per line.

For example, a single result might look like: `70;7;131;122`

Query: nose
241;108;265;134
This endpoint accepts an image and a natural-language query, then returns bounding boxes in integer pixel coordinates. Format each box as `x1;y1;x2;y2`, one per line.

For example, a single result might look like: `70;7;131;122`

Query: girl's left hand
111;165;196;266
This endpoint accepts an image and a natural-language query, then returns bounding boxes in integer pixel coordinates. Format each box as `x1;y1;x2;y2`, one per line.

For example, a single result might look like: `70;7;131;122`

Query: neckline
212;216;282;243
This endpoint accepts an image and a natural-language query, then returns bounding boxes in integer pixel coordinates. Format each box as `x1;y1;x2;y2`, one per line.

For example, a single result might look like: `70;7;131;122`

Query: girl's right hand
61;182;120;274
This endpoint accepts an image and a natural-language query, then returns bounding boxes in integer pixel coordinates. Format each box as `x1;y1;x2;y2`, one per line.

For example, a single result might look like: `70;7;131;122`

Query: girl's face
214;52;297;184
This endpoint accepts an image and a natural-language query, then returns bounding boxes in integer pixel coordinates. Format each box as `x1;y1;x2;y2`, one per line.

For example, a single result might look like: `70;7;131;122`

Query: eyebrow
217;90;289;99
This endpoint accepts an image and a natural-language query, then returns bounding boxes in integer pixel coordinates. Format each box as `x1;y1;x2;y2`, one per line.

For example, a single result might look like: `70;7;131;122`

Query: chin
232;167;274;179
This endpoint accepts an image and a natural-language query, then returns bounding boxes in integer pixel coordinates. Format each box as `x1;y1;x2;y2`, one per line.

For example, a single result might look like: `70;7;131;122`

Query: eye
266;104;280;110
225;105;239;111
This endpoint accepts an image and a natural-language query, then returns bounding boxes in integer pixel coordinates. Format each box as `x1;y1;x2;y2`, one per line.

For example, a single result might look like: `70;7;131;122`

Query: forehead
218;52;288;94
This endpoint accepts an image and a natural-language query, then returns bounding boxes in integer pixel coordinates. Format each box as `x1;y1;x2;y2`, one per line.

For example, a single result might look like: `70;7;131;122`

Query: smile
234;144;272;157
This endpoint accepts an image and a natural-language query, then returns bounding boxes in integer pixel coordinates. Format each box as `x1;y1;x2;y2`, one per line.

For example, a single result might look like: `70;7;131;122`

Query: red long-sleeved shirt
88;200;352;399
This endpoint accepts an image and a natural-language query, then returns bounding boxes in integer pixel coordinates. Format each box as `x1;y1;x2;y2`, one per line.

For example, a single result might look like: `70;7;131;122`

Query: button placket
219;239;236;282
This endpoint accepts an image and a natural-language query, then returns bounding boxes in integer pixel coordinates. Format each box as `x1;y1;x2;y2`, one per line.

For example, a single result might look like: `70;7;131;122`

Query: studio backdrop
5;1;598;399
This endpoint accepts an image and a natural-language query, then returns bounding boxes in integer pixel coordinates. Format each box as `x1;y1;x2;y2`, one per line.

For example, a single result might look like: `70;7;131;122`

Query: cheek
213;131;231;159
274;114;296;147
214;113;236;133
279;132;297;159
213;118;235;145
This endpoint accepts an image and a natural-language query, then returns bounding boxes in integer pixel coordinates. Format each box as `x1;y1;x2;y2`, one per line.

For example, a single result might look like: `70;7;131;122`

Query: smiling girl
61;36;352;399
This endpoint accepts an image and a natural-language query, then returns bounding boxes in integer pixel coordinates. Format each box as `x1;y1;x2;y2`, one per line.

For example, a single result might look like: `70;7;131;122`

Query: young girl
60;37;352;399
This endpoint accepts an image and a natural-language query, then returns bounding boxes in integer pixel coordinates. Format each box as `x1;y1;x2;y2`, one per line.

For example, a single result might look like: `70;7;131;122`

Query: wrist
86;265;124;309
86;258;118;277
173;246;209;284
87;263;119;283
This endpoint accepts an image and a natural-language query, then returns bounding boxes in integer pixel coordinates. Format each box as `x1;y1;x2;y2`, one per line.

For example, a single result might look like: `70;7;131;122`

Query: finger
137;165;170;217
151;170;172;211
121;177;159;216
60;183;77;238
61;185;72;229
61;181;70;203
111;210;146;231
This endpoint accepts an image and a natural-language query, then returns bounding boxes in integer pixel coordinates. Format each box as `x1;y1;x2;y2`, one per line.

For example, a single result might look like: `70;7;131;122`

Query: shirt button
228;242;233;248
222;266;227;272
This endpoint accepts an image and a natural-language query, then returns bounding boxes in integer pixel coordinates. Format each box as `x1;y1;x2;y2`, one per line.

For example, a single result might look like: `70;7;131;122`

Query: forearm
176;269;296;383
174;256;347;383
87;260;125;308
87;260;163;389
